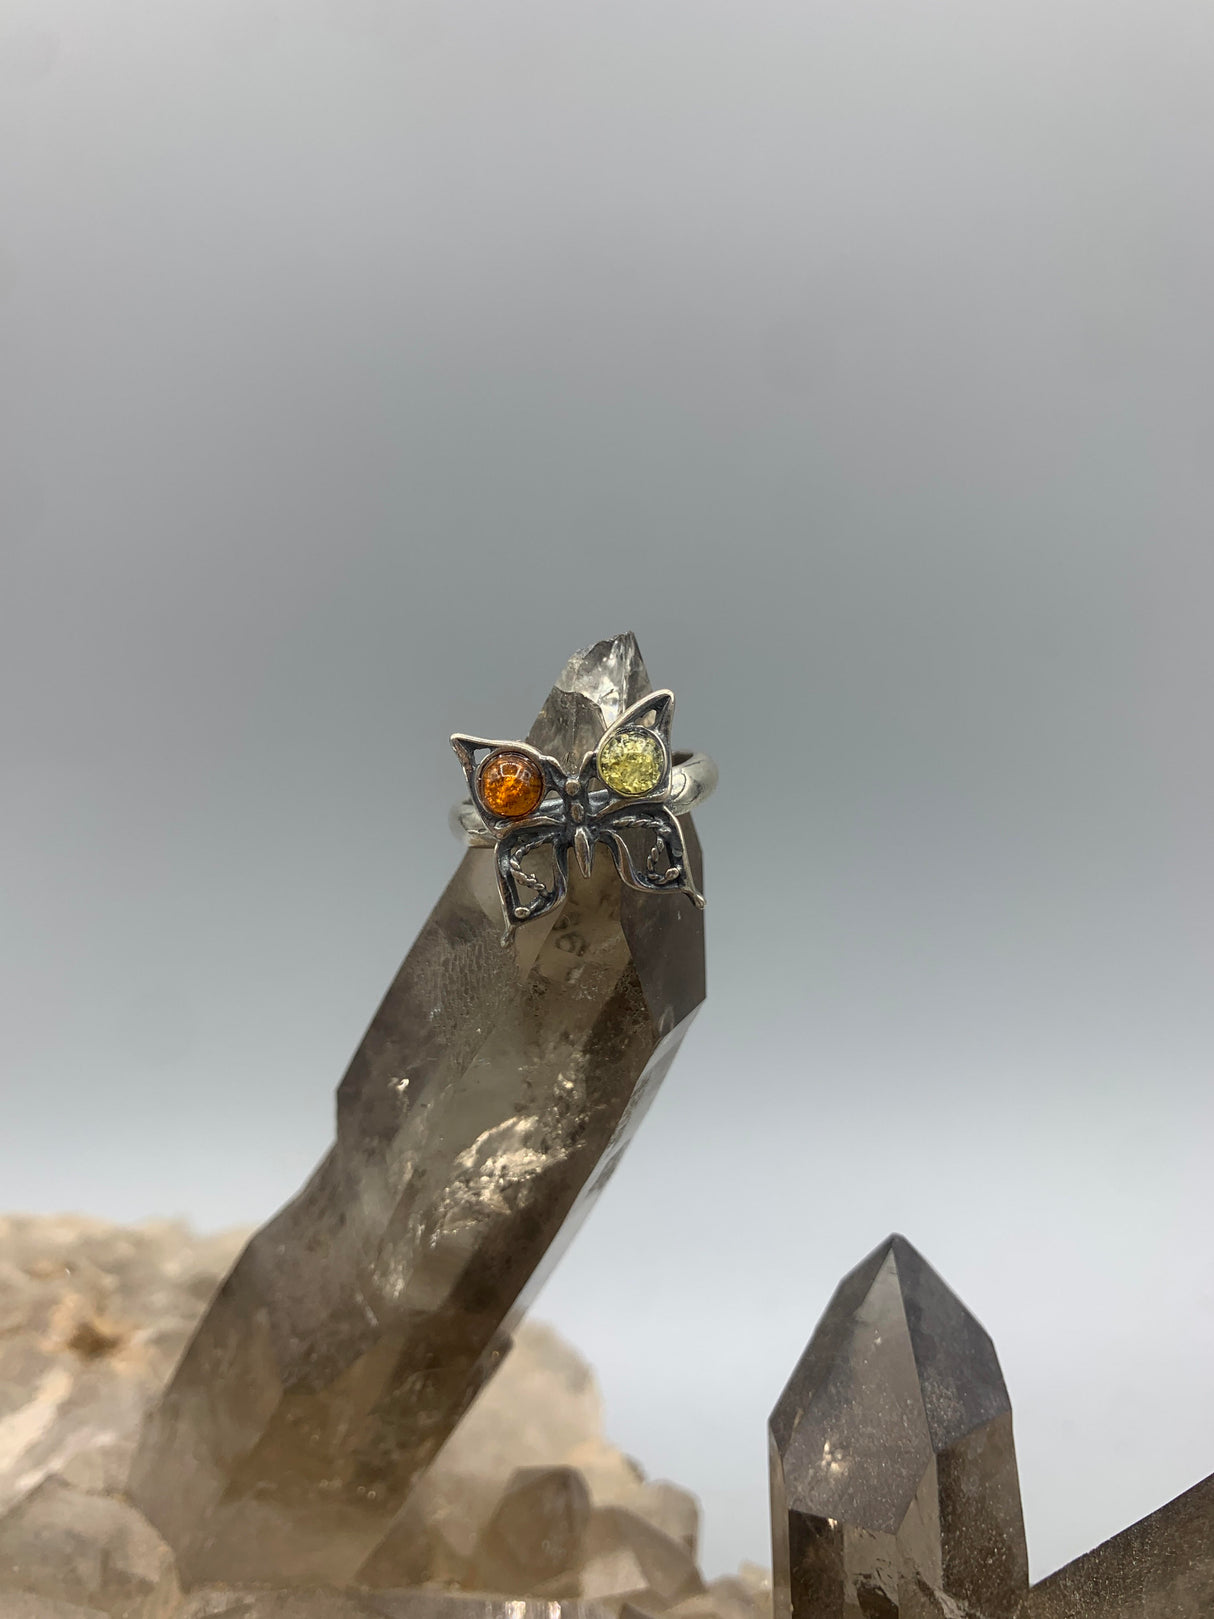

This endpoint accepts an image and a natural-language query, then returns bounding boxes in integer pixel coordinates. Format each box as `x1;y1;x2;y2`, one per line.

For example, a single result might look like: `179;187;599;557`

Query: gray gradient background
3;0;1214;1586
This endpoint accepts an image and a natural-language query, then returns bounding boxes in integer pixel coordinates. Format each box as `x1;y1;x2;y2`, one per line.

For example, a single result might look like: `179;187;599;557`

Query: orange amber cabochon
478;750;545;819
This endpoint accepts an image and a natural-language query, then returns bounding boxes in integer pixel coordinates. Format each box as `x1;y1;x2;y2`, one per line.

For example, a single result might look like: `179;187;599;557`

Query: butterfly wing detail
454;689;703;942
594;802;705;909
450;734;566;812
450;733;573;941
582;689;676;804
496;823;571;939
609;688;676;748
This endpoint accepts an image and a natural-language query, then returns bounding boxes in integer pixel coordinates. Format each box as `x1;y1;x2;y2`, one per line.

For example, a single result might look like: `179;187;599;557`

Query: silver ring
448;687;715;940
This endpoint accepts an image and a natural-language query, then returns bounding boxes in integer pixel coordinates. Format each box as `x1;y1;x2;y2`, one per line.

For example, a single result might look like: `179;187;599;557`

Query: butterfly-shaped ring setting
450;688;714;940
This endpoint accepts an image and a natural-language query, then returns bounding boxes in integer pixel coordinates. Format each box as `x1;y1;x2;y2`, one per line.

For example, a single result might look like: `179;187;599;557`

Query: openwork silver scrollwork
451;688;713;942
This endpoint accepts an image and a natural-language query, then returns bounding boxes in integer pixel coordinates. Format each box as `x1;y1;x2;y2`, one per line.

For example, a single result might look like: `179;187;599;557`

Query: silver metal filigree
451;688;711;940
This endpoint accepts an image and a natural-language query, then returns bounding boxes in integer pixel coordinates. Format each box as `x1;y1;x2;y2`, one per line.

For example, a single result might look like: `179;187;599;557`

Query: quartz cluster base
0;1216;769;1619
769;1235;1213;1619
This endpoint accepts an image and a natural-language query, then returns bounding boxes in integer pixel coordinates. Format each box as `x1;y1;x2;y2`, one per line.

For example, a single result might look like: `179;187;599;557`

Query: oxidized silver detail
450;688;713;941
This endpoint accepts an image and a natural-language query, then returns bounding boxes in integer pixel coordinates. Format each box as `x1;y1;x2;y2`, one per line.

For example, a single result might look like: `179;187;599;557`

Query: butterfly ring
450;689;715;940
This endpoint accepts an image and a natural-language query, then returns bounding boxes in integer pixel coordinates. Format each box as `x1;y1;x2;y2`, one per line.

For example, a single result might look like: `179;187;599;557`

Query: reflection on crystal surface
128;635;706;1588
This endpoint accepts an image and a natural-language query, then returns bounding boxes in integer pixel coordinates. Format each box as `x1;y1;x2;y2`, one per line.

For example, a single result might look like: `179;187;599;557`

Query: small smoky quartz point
129;634;706;1588
769;1235;1029;1619
772;1238;1214;1619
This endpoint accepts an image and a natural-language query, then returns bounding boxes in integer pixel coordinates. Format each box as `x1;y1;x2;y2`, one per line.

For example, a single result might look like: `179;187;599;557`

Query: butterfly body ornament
451;688;708;941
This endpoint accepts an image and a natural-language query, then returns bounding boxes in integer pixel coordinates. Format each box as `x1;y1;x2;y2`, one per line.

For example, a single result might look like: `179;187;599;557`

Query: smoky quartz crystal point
769;1235;1029;1619
773;1237;1214;1619
129;633;706;1588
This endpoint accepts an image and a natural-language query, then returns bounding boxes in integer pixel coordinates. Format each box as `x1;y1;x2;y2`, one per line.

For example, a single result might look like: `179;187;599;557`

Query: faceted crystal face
128;633;706;1589
0;1476;179;1617
579;1503;706;1613
769;1238;1214;1619
470;1466;591;1597
769;1235;1029;1619
597;729;665;797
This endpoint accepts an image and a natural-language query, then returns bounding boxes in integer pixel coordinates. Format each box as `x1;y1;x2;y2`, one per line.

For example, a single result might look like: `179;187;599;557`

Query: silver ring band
451;750;718;847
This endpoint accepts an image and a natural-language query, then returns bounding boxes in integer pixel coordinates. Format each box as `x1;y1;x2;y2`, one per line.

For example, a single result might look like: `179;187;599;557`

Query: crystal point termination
772;1236;1214;1619
129;634;706;1588
769;1234;1029;1619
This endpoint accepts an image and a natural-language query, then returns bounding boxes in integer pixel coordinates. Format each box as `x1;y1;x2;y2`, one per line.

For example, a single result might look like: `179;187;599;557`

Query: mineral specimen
0;1215;252;1519
0;1217;768;1619
1016;1471;1214;1619
129;634;706;1587
769;1235;1030;1619
580;1504;706;1609
770;1234;1214;1619
0;1477;179;1619
468;1466;591;1596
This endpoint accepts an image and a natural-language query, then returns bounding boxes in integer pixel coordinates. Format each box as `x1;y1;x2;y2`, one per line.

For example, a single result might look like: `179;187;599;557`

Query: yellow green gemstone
597;729;665;796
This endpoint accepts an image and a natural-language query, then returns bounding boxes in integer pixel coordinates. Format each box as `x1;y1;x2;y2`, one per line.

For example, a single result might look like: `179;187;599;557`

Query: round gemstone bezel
596;727;668;799
476;748;546;820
